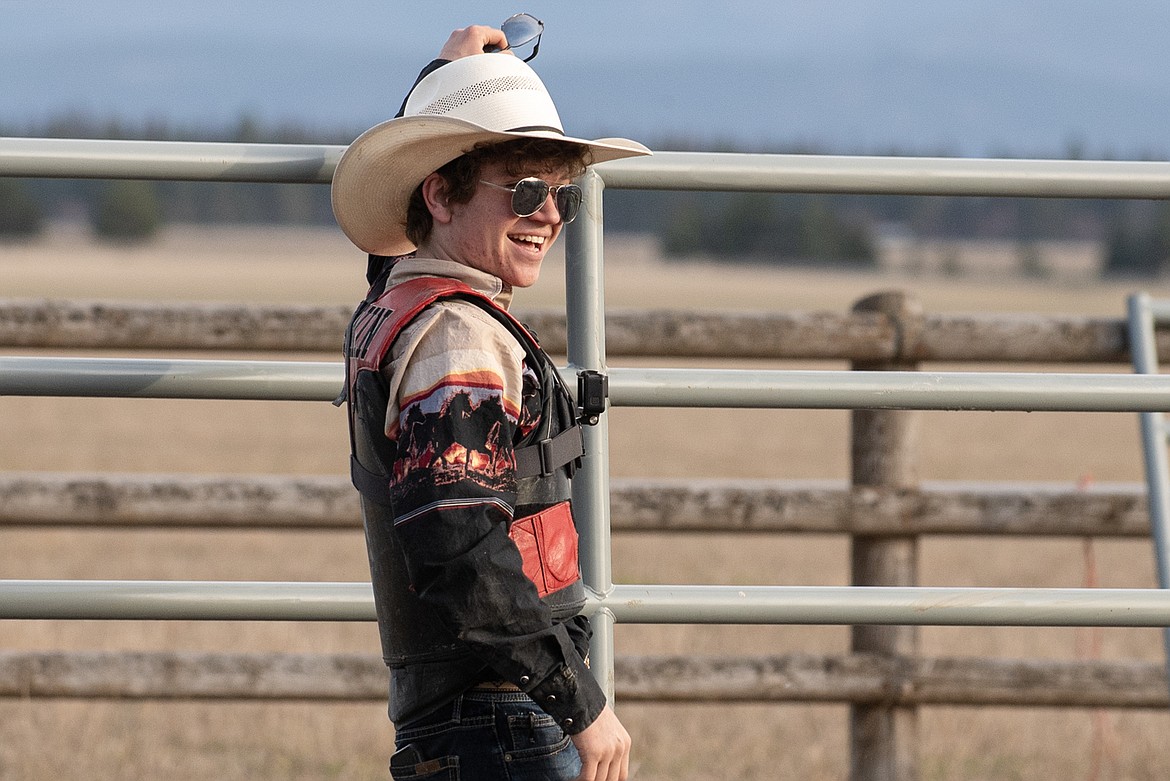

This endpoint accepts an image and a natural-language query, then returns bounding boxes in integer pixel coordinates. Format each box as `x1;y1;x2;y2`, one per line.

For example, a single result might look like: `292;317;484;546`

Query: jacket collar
386;256;513;310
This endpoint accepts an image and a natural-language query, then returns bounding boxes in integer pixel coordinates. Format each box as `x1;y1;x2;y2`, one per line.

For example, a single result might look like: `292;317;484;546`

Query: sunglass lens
508;179;582;224
510;179;549;217
501;13;542;48
556;186;582;224
500;13;542;62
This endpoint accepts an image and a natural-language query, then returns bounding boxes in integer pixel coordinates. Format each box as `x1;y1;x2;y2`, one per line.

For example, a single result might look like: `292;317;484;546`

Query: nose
530;192;563;224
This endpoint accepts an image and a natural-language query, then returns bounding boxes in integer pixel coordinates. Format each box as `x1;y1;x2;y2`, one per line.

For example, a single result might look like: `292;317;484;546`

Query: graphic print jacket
344;256;605;734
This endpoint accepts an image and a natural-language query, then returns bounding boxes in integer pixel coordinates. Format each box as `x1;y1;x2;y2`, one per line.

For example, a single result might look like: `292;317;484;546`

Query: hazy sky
4;2;1170;157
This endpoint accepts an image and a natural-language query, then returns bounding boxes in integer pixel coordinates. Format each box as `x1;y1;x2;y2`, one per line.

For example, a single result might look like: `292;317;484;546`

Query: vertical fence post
1126;292;1170;705
849;291;923;781
564;169;618;700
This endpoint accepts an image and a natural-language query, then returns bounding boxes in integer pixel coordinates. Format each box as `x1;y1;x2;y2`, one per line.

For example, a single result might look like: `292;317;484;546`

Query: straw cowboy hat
331;53;651;256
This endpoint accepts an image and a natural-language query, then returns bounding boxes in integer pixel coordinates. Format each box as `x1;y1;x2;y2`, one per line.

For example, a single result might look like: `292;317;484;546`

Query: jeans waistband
470;679;522;692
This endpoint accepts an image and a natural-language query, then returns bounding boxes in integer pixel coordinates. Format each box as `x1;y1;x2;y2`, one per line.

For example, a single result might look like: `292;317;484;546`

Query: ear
420;173;454;225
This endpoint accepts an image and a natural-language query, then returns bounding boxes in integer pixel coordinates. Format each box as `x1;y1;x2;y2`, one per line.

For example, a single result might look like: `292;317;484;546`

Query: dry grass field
4;224;1170;779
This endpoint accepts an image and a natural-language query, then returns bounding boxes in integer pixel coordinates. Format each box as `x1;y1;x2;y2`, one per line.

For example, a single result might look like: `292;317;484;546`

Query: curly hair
404;138;592;247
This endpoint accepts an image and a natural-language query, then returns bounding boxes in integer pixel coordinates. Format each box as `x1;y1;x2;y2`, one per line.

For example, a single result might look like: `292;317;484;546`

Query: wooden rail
0;473;1151;536
1;650;1164;708
2;298;1163;362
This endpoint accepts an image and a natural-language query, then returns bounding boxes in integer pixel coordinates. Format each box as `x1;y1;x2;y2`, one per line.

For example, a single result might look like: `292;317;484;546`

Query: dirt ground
3;225;1170;779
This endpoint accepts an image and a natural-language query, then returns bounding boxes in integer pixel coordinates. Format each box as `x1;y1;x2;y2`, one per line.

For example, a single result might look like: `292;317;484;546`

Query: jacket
343;257;607;734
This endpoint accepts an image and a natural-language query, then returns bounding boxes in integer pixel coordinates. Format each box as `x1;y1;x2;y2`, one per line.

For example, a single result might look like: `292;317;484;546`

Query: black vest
343;274;587;723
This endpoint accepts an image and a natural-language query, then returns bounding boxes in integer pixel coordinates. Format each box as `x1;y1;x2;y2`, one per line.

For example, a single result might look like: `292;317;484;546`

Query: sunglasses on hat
480;177;583;224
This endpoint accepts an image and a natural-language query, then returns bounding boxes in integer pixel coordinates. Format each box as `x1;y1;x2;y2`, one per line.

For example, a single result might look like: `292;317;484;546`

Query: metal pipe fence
6;135;1170;780
4;580;1170;626
8;355;1170;412
8;137;1170;198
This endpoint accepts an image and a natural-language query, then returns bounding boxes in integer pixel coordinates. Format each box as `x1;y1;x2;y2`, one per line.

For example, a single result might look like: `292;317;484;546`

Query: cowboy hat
331;53;651;256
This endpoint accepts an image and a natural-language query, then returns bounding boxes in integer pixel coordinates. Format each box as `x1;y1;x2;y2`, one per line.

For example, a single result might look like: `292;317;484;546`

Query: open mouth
509;234;547;253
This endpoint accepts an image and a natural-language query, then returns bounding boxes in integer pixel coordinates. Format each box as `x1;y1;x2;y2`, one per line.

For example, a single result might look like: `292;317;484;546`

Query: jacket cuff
525;654;607;735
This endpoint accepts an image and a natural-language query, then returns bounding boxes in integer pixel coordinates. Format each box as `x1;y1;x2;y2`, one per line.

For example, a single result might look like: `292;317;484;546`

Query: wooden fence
4;297;1167;361
3;291;1168;776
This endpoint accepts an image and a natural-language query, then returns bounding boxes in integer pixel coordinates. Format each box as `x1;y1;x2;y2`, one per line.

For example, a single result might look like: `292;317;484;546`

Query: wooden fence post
849;291;923;781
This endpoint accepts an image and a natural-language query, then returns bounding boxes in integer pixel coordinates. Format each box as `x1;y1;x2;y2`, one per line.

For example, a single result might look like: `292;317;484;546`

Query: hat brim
331;115;651;256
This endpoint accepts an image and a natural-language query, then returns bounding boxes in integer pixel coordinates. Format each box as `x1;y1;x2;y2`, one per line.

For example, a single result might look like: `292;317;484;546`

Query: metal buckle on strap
539;438;555;477
514;426;585;479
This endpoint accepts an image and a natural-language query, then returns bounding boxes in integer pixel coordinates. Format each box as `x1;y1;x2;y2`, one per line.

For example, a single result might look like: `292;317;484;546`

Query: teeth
511;234;545;245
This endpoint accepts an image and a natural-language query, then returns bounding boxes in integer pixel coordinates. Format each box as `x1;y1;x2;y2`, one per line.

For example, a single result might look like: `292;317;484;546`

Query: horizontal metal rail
0;137;343;183
1148;299;1170;322
606;367;1170;411
5;137;1170;199
5;356;1170;412
0;580;374;621
604;153;1170;199
4;580;1170;627
0;356;340;400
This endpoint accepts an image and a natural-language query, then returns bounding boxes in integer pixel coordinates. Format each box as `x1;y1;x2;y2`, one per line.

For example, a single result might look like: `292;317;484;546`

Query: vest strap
514;425;584;478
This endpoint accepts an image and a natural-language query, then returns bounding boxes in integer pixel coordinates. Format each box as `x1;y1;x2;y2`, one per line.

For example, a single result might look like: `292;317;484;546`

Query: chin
507;261;544;289
512;273;541;289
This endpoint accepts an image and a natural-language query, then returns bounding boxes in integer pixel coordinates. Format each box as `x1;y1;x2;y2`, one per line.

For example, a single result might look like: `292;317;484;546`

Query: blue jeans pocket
391;693;578;780
389;754;459;780
504;712;580;780
505;711;569;759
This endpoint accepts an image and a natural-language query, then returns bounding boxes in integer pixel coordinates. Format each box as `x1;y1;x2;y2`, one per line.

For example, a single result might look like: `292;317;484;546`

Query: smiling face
416;160;573;289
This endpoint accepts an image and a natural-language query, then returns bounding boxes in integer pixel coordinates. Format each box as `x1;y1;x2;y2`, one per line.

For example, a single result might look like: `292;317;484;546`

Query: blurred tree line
0;115;347;243
2;115;1170;276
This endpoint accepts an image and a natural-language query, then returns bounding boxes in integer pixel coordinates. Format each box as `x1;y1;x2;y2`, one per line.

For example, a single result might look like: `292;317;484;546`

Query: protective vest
343;275;587;721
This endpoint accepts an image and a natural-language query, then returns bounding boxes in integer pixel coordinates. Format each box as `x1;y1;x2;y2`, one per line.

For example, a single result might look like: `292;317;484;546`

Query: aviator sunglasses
480;178;583;224
484;12;543;62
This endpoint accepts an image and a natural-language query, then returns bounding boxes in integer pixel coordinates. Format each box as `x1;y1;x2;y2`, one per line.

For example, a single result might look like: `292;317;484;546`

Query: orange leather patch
508;501;580;597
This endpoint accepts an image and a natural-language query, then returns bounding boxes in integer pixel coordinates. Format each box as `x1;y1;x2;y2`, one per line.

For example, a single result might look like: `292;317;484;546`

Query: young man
331;25;650;781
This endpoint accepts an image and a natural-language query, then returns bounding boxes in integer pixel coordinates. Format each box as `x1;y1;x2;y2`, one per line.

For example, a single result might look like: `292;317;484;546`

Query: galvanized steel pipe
598;152;1170;199
565;169;619;699
602;585;1170;627
0;137;343;183
5;580;1170;627
0;580;375;621
604;367;1170;412
5;356;1170;412
0;356;342;400
6;138;1170;200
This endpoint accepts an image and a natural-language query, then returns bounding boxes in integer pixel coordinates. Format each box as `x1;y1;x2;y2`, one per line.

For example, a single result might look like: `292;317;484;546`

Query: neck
414;238;453;263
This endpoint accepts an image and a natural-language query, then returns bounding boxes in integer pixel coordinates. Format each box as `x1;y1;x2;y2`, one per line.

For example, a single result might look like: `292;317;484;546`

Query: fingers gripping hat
331;53;651;256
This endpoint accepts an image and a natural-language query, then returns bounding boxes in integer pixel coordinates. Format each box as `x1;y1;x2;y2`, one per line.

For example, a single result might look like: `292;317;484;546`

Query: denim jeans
389;689;582;780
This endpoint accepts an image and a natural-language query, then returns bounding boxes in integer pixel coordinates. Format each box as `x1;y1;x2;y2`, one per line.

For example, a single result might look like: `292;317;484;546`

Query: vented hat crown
331;54;650;256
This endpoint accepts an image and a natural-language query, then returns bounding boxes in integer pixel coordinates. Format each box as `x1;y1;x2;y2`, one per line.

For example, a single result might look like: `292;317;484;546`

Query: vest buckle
538;438;555;477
